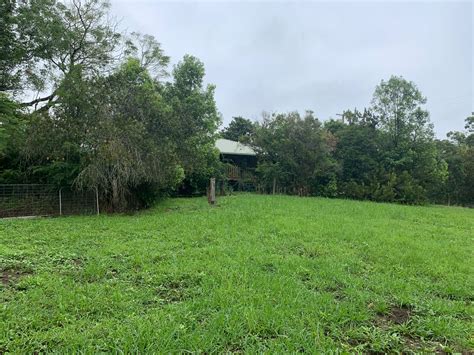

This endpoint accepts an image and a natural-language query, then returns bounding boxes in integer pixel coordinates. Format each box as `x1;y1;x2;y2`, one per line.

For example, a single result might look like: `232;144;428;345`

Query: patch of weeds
370;304;448;353
341;325;403;353
151;254;169;263
324;283;347;301
288;244;321;259
155;274;202;304
106;268;119;279
261;263;277;273
400;334;446;353
49;253;85;271
190;235;215;248
434;291;474;303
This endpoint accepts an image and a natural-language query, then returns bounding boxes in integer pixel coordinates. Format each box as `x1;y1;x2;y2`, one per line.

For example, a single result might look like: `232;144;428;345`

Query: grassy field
0;194;473;352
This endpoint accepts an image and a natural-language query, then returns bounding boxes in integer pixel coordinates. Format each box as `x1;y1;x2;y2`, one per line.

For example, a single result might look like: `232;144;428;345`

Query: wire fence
0;184;99;218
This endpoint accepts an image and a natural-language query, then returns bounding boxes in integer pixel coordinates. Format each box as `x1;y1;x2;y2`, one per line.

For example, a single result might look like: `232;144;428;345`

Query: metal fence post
59;188;62;216
95;187;100;215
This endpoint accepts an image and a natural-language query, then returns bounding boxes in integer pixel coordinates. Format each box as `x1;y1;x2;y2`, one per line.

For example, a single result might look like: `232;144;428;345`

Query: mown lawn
0;194;473;352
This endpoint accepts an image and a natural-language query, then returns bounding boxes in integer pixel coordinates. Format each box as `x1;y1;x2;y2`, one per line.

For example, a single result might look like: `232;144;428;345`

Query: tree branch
21;92;57;107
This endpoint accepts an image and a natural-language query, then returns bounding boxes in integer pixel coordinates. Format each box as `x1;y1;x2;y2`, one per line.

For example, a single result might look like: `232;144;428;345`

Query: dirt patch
1;268;32;287
71;258;83;266
376;305;412;326
388;305;412;324
156;274;202;304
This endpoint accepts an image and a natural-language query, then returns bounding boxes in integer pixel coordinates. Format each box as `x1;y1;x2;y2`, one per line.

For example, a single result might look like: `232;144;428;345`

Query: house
215;138;257;185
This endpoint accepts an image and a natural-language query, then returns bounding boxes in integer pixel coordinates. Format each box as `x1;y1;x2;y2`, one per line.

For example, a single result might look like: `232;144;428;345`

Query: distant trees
241;76;471;206
434;114;474;206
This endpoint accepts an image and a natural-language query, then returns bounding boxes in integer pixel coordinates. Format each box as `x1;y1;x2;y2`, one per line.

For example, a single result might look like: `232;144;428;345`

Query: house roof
215;138;256;156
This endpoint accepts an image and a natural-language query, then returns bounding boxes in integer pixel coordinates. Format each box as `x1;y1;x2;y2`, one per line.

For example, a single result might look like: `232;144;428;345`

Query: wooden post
272;177;276;195
209;178;216;205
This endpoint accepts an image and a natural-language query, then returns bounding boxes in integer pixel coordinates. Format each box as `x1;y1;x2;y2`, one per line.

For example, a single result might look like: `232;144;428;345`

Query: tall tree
372;76;433;147
0;0;23;92
221;116;255;142
163;55;221;192
371;76;446;203
12;0;121;110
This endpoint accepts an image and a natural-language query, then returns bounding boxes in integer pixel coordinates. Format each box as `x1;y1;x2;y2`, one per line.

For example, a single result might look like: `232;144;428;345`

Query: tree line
222;78;474;206
1;0;472;210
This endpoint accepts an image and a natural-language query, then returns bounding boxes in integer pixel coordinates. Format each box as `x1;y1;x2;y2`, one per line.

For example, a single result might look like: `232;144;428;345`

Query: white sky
110;0;473;137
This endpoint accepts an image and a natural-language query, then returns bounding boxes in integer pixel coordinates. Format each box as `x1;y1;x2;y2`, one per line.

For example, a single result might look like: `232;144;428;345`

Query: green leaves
221;117;255;142
372;75;432;145
253;111;336;195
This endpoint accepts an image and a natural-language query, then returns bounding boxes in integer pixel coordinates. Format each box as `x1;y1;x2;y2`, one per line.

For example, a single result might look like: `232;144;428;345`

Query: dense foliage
0;0;220;211
221;116;255;142
1;0;472;209
234;76;471;206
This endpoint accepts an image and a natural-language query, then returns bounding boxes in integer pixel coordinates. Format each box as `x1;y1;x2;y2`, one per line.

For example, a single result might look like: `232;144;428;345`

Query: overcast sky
110;0;473;137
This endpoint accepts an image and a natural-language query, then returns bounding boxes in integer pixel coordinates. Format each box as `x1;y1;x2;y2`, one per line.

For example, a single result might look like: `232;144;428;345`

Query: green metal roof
215;139;256;156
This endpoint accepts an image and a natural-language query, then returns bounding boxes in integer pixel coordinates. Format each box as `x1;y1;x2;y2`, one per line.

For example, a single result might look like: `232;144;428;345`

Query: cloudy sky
110;0;473;137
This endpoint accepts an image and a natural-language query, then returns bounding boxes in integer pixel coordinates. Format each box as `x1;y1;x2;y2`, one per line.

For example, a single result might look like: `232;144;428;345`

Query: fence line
0;184;99;218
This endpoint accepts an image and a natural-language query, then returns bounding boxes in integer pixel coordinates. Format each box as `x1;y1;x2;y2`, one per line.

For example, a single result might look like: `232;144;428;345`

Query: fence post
209;178;216;205
95;187;100;215
59;188;62;216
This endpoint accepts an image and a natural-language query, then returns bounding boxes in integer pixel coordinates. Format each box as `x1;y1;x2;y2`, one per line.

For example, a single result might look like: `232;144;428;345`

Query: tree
0;0;24;92
372;76;433;147
436;114;474;206
163;55;221;193
253;111;336;196
370;76;446;203
25;59;184;210
221;116;255;142
11;0;121;111
0;0;223;209
329;112;381;200
465;112;474;133
125;32;170;79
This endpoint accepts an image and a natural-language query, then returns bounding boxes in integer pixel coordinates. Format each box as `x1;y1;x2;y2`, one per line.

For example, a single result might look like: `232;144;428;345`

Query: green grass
1;194;473;352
